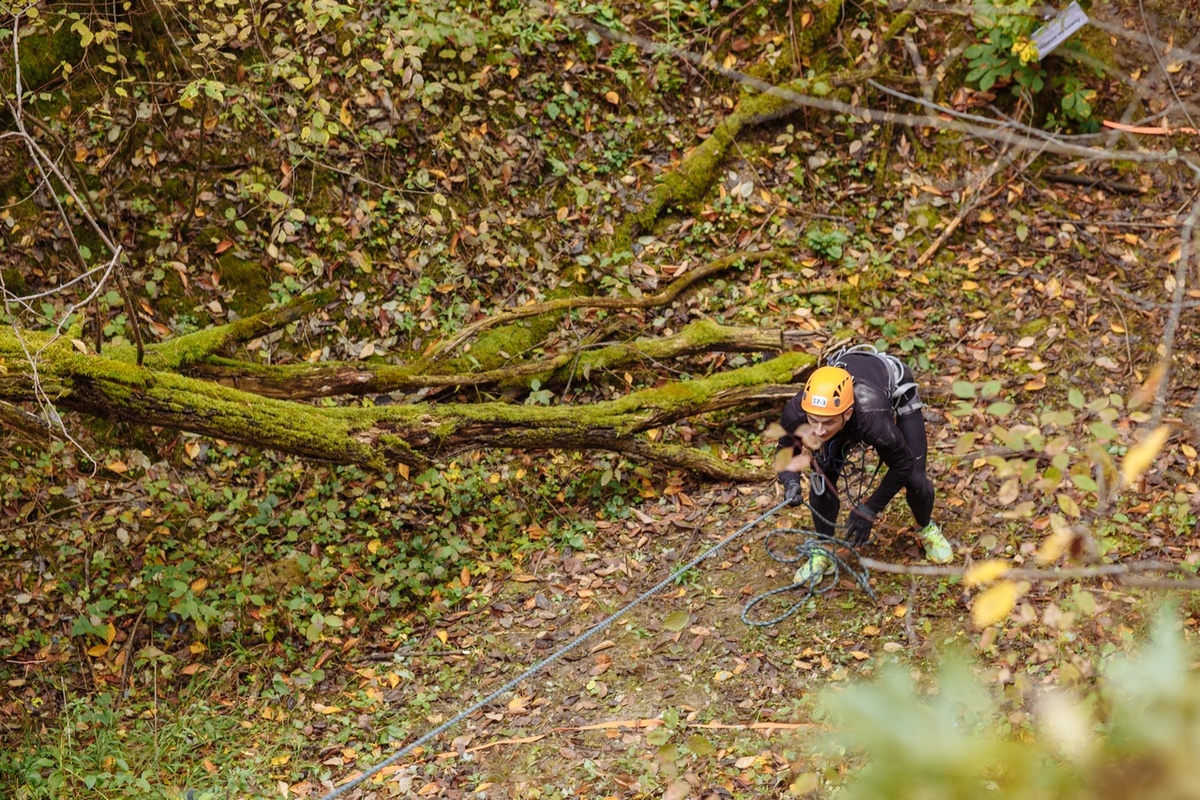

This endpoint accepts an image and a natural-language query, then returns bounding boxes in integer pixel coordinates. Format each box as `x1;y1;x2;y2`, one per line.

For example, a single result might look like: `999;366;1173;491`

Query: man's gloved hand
845;505;876;546
783;478;803;506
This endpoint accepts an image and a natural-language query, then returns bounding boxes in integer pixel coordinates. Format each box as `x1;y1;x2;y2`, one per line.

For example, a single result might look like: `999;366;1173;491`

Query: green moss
218;253;272;316
0;17;84;112
908;206;941;231
1019;318;1051;338
0;269;27;297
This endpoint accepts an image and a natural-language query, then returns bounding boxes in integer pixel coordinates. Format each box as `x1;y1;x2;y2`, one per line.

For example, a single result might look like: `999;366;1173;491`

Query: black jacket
778;352;914;516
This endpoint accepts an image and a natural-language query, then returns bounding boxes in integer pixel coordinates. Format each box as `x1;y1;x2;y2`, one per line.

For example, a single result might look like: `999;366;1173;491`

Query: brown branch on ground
0;399;58;442
859;557;1200;589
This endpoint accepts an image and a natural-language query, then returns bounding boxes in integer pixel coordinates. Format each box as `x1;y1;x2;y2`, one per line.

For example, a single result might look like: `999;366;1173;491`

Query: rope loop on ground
741;529;876;627
741;442;882;627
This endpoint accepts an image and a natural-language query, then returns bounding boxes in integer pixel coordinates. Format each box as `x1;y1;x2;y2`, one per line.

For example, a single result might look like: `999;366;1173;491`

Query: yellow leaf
963;559;1010;587
367;539;381;554
104;622;117;645
397;462;410;481
1037;515;1074;565
107;460;129;474
1129;362;1167;409
270;754;291;767
190;577;208;593
190;641;207;654
784;452;812;473
1121;426;1171;487
87;643;110;658
1086;442;1118;498
604;90;620;105
436;630;449;645
1056;493;1081;518
971;580;1024;628
789;772;819;795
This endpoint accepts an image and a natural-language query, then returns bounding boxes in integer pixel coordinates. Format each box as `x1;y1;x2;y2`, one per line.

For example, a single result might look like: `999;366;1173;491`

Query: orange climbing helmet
800;366;854;416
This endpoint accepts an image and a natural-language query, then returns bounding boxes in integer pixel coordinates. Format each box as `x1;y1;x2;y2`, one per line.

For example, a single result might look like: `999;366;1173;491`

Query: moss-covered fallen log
0;328;811;480
135;289;335;370
187;318;816;399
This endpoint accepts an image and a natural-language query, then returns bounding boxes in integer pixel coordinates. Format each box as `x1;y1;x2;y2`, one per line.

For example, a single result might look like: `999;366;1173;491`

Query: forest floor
4;163;1200;799
4;1;1200;796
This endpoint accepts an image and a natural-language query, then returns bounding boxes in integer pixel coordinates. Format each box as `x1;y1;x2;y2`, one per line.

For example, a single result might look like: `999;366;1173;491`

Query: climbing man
776;345;953;584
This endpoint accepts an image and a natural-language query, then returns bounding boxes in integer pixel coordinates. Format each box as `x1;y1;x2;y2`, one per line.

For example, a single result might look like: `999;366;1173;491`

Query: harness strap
828;345;922;416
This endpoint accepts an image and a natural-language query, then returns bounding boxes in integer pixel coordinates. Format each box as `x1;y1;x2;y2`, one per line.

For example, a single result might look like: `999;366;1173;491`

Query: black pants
809;406;934;536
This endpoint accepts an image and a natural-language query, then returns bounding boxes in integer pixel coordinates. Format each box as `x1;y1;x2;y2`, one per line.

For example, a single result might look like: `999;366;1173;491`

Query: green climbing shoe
918;522;953;564
793;552;835;585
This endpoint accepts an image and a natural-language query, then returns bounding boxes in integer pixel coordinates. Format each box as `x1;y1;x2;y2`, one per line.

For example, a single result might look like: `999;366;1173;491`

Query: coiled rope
741;443;882;626
317;498;790;800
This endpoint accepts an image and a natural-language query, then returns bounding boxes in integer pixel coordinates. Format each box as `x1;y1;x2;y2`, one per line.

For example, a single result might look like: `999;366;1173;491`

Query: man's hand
845;505;875;545
783;478;803;506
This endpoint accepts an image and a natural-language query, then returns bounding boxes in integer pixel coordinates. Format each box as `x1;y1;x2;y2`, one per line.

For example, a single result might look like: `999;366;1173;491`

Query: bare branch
860;557;1200;590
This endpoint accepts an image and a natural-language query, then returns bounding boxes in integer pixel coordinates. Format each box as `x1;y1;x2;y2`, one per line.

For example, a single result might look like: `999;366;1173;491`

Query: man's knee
909;476;934;503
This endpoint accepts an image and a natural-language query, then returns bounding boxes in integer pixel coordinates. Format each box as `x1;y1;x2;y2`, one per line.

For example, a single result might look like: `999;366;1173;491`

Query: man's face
809;409;851;442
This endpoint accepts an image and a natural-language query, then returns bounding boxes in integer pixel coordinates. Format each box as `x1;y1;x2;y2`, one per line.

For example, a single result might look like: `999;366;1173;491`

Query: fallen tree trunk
0;328;810;480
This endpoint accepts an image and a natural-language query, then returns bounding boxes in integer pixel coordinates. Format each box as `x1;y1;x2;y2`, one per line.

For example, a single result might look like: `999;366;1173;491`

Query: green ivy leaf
646;728;671;746
952;381;977;399
685;734;715;756
663;611;690;632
